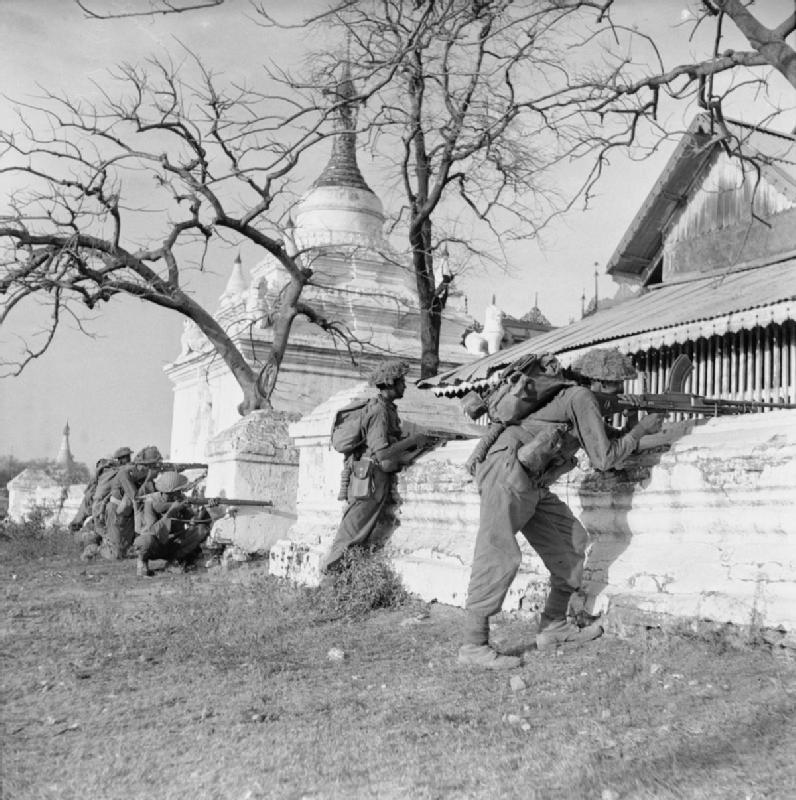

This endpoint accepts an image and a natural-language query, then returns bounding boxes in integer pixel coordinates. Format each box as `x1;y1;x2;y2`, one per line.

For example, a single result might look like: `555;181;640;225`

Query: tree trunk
175;291;267;415
411;217;442;379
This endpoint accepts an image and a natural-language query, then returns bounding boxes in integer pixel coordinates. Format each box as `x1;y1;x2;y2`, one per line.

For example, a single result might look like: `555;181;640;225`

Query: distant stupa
54;421;78;481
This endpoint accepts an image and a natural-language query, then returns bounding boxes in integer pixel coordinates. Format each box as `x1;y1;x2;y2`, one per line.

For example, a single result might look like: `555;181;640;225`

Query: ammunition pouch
516;424;570;477
348;457;375;500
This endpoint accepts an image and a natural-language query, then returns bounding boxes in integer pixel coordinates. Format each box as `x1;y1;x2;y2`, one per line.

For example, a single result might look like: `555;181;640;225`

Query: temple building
6;422;86;523
164;73;479;462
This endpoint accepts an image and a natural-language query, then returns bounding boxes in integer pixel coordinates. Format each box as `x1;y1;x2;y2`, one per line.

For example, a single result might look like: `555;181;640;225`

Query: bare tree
0;55;359;414
253;0;793;378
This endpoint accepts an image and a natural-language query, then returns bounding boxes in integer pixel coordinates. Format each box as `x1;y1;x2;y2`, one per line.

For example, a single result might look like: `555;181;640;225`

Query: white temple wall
271;397;796;646
7;469;85;527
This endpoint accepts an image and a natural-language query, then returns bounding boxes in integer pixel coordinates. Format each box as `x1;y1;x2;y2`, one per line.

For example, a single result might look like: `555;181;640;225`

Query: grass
1;524;795;800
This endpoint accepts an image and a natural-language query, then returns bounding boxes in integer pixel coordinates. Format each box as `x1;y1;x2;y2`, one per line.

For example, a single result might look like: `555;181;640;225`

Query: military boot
457;644;521;670
536;618;603;651
136;558;153;578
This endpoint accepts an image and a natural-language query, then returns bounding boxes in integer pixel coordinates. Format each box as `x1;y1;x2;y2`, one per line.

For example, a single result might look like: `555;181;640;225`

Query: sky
1;0;794;466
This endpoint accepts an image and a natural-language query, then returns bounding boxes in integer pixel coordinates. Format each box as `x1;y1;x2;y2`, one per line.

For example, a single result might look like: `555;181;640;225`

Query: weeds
0;504;78;560
313;547;409;619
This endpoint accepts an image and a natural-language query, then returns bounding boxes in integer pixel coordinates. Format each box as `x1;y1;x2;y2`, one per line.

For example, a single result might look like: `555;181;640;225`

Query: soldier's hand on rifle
165;500;189;518
631;413;665;439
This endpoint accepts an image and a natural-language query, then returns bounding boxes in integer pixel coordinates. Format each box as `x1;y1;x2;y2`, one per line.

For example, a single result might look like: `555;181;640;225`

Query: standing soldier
135;471;212;577
321;359;431;573
458;348;664;669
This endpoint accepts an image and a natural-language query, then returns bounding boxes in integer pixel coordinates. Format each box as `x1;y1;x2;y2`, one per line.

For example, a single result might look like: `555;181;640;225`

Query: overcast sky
1;0;793;466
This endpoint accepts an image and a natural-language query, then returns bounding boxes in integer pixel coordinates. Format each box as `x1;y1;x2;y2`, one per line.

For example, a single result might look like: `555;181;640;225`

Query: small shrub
0;504;77;560
314;547;409;619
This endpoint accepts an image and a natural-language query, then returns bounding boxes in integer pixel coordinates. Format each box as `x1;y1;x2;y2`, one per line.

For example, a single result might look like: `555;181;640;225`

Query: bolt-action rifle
593;354;796;420
139;461;208;471
187;496;273;508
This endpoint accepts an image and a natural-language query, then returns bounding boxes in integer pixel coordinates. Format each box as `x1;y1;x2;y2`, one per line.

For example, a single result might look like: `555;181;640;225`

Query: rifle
594;354;796;419
139;461;208;471
187;496;273;508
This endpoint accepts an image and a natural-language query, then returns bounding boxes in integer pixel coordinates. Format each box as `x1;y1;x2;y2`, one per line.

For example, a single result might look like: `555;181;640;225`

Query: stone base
203;409;300;552
269;540;324;587
210;508;298;554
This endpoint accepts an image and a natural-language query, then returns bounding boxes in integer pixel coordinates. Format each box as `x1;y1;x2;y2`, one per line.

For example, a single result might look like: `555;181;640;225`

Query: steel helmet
113;446;132;459
154;471;189;493
572;348;637;381
368;359;410;388
134;445;163;464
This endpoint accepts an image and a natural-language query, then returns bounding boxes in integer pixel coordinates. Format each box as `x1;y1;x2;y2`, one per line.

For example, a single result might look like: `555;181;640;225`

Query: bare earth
2;535;795;800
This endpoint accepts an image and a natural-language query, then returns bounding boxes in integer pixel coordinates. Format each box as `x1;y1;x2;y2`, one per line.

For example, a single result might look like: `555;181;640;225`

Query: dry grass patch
1;537;795;800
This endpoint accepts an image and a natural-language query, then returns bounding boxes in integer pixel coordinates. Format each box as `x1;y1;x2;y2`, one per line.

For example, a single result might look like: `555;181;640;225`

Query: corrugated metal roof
419;258;796;390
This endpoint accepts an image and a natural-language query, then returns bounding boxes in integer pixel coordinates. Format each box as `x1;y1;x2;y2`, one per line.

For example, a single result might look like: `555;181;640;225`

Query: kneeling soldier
135;471;211;578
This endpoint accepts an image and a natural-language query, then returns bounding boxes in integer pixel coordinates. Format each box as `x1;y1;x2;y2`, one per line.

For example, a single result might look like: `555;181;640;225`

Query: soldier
134;471;212;578
458;348;664;669
321;359;431;573
69;456;115;534
101;446;162;560
78;447;130;560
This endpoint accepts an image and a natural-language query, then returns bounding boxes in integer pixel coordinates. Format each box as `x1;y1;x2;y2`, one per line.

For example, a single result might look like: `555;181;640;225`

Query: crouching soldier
102;446;164;561
134;471;211;578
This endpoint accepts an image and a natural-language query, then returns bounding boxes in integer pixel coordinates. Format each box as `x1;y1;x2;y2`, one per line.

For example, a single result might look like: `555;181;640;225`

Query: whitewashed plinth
204;409;300;553
275;387;796;645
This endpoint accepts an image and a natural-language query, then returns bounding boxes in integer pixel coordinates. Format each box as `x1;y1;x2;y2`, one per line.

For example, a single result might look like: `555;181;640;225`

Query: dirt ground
2;535;795;800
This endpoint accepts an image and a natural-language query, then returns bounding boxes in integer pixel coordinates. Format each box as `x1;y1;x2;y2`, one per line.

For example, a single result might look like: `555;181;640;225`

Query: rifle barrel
619;394;796;416
190;497;273;507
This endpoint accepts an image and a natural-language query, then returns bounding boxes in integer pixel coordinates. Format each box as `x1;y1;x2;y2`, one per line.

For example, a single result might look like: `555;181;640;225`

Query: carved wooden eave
606;114;796;284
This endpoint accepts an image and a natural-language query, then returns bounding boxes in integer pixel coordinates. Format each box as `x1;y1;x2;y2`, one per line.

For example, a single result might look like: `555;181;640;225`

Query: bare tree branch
76;0;224;19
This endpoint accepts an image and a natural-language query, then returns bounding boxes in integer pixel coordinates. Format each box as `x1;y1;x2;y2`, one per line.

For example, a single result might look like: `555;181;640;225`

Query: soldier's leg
134;532;164;577
459;472;539;670
100;503;125;560
321;469;391;572
521;490;602;649
169;523;210;567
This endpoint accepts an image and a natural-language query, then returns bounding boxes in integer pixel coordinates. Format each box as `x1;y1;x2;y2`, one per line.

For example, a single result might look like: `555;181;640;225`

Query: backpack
482;353;572;424
330;397;374;454
463;353;572;476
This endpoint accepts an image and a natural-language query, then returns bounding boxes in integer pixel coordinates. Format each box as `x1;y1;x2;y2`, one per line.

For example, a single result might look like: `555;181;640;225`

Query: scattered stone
601;790;619;800
520;722;532;732
327;647;345;662
509;675;526;692
400;612;430;626
650;663;661;675
601;708;612;720
505;714;522;725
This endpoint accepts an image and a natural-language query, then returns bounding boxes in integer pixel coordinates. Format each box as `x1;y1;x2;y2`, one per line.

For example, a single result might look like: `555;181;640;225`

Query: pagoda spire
219;252;248;306
55;421;75;471
313;62;372;192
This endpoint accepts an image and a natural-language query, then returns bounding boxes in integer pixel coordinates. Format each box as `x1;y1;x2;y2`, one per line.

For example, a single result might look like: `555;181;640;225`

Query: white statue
482;298;504;355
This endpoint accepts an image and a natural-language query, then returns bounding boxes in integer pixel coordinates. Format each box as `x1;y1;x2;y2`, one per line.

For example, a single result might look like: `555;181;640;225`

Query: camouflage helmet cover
368;359;411;388
572;348;637;381
113;446;132;459
133;445;163;464
154;471;189;493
